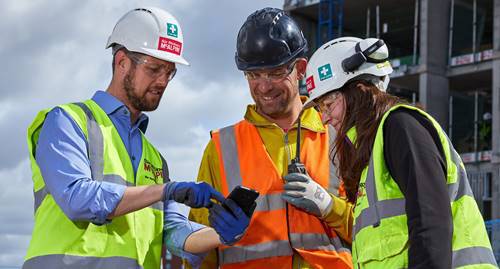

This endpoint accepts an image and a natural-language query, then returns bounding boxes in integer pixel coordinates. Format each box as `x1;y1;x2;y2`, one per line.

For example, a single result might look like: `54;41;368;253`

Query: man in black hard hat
187;8;354;269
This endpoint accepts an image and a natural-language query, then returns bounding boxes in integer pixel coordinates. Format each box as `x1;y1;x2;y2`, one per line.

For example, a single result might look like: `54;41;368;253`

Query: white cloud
0;159;33;266
149;78;252;181
0;101;14;123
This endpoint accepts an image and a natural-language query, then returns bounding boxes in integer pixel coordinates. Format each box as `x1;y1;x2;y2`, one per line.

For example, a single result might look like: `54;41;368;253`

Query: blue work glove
163;182;225;208
209;199;251;246
282;172;333;218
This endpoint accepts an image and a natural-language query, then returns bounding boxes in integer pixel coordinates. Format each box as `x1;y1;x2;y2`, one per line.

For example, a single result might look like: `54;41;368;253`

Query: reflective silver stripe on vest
353;197;405;236
160;154;170;183
290;233;350;253
22;254;143;269
452;246;498;268
255;193;286;211
354;138;477;236
447;139;474;201
75;103;133;187
218;126;243;191
74;103;133;187
219;127;287;212
447;162;474;202
33;187;49;213
353;157;398;236
74;103;105;182
219;240;293;265
74;103;135;186
102;174;134;186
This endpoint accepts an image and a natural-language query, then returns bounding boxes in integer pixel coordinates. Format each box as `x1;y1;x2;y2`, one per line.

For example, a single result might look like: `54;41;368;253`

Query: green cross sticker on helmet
106;7;189;65
167;23;178;38
302;37;393;111
318;64;333;81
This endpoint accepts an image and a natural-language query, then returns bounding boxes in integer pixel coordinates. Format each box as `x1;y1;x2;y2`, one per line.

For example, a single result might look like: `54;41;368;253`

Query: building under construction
284;0;500;259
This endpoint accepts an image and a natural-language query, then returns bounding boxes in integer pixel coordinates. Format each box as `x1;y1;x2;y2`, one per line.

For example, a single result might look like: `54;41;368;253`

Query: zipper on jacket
283;132;292;169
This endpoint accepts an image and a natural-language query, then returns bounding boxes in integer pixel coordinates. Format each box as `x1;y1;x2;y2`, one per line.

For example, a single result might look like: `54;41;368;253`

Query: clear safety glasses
243;60;297;83
315;91;342;114
126;52;177;81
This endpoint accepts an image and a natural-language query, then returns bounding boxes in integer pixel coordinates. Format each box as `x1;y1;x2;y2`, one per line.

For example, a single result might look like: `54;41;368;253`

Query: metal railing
485;219;500;263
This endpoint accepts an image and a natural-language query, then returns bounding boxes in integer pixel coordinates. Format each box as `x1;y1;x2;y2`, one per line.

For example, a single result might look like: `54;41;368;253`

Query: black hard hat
235;7;308;71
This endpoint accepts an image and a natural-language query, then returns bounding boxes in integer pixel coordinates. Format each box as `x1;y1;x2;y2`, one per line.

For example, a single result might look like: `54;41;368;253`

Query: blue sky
0;0;283;266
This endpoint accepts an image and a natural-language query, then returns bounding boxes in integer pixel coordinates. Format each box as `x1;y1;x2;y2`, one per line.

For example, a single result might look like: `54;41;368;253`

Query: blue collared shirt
35;90;206;266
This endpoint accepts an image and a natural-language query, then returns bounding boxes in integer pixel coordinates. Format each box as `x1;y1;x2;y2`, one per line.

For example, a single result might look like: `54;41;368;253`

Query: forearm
108;184;165;218
184;227;221;253
182;140;223;268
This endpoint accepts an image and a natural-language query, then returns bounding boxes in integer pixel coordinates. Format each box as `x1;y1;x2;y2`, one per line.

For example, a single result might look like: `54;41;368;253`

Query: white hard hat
303;37;393;109
106;7;189;65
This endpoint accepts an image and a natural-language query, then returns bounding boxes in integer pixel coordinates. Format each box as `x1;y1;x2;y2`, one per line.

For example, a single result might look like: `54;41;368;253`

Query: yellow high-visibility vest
24;100;166;269
352;104;497;269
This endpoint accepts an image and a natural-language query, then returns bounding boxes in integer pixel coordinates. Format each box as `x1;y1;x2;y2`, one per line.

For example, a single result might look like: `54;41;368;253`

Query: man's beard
254;87;299;120
123;71;161;112
256;97;290;119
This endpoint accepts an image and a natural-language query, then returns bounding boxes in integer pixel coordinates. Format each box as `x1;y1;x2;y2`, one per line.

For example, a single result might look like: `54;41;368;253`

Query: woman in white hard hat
286;37;497;268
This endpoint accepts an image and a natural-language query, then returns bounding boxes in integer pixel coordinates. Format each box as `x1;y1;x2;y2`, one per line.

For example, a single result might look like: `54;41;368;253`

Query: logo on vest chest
355;182;366;208
142;159;163;183
357;182;366;198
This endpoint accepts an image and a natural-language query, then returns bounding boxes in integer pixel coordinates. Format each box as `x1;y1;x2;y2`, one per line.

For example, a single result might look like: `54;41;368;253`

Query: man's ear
295;58;308;80
114;50;130;75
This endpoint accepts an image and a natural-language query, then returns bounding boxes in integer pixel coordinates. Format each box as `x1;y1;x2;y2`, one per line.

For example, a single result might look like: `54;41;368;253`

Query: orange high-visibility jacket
210;119;352;269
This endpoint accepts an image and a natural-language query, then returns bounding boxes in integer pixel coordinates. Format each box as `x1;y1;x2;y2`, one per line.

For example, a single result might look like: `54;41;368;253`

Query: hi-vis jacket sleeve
323;194;354;244
184;140;221;269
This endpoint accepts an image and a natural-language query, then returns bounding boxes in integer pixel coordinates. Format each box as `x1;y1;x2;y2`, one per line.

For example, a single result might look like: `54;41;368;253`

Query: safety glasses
315;91;342;114
244;60;297;83
126;52;177;81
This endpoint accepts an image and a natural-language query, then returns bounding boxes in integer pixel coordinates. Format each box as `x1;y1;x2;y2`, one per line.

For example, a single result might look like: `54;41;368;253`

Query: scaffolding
485;219;500;262
317;0;344;46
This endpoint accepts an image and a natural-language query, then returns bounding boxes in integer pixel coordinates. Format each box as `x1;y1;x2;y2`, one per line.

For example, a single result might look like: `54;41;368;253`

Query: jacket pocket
354;216;408;268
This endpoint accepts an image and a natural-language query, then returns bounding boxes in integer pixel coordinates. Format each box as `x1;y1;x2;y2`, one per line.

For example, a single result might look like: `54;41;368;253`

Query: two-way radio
287;115;307;174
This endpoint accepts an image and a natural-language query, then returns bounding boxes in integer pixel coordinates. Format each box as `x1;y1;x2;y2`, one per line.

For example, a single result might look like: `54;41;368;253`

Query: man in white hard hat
23;7;251;269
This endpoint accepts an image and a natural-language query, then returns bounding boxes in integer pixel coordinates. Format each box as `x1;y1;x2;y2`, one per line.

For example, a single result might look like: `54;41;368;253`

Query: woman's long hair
334;80;404;203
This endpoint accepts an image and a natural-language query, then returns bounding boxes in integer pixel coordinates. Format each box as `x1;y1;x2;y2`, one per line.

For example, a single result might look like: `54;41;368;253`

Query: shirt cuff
90;182;126;225
163;202;208;266
168;221;208;264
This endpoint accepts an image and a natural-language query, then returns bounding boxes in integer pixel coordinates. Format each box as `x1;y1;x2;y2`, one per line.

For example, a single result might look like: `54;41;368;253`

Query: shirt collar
91;90;149;133
92;90;125;114
244;96;326;133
